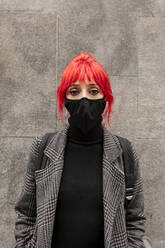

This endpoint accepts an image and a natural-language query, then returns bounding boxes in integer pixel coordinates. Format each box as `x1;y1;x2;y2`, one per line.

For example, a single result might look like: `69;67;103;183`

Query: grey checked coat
13;125;146;248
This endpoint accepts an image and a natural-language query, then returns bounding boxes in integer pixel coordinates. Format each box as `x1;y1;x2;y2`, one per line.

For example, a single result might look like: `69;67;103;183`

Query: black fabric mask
64;96;106;134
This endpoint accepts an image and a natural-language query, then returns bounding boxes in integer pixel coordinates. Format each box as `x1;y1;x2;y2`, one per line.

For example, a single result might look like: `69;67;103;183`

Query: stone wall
0;1;164;247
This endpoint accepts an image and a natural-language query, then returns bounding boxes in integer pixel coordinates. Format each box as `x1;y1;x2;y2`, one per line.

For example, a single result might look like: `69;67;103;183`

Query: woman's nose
81;90;88;98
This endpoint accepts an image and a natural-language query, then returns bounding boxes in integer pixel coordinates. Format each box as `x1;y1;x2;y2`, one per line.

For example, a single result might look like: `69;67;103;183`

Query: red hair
57;52;114;127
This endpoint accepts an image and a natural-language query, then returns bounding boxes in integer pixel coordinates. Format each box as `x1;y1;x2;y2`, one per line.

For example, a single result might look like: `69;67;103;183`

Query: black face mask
64;96;106;134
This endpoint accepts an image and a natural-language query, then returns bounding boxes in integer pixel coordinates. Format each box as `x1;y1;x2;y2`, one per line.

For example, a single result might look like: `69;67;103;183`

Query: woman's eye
70;90;79;95
69;88;99;96
90;89;99;95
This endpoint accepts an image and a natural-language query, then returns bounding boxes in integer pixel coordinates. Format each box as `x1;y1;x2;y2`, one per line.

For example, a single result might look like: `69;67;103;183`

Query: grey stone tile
0;13;58;135
120;0;165;17
0;141;9;211
1;137;34;205
106;76;139;138
0;0;164;17
0;222;13;248
110;76;138;114
153;240;165;248
136;17;165;138
55;2;139;77
0;202;15;248
0;136;36;247
152;0;165;17
0;139;13;247
110;111;138;139
110;108;165;139
133;138;165;248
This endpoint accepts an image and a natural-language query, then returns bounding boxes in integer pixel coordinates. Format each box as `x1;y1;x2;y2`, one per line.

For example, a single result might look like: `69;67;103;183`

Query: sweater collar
66;121;104;145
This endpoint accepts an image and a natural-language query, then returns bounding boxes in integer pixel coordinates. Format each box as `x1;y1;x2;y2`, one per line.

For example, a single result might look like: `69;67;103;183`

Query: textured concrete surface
0;13;57;136
0;1;164;247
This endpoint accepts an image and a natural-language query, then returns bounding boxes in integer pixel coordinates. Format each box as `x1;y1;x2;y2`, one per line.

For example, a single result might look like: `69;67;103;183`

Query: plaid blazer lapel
102;127;125;247
35;124;125;248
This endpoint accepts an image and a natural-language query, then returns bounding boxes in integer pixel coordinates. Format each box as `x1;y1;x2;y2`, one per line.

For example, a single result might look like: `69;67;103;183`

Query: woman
14;52;146;248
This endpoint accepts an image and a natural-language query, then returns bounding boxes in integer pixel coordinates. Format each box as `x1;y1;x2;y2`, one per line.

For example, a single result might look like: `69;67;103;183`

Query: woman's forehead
71;81;97;86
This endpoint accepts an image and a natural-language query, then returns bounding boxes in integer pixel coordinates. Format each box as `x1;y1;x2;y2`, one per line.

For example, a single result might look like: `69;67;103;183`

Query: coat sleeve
126;142;147;248
13;136;43;248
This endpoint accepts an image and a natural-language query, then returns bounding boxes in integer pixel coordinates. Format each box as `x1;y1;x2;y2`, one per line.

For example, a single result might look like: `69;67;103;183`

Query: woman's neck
67;121;104;145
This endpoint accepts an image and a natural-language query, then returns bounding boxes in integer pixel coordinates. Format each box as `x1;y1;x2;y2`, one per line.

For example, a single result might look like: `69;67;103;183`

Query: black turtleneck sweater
51;123;105;248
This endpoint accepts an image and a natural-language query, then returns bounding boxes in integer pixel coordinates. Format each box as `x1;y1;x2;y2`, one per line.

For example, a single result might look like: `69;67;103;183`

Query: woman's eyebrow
70;83;99;87
88;83;99;87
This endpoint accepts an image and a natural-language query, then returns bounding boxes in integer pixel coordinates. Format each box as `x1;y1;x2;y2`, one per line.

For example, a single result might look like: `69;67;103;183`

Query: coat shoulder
31;130;59;157
106;129;131;152
109;131;139;161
